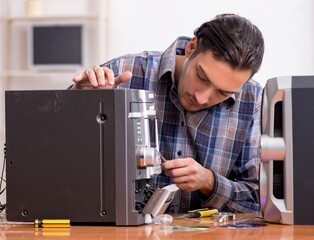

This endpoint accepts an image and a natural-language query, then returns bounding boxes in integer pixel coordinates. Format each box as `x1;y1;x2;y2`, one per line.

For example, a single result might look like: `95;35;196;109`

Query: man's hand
162;157;215;197
72;65;132;89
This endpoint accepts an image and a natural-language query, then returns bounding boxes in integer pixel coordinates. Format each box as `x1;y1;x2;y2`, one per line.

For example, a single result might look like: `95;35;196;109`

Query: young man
71;14;265;213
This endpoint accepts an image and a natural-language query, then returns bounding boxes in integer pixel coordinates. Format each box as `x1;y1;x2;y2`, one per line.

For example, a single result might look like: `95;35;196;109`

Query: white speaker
260;76;314;225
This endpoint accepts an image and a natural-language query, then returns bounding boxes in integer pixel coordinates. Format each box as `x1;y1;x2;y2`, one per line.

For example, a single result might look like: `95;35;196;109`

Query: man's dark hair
192;14;265;77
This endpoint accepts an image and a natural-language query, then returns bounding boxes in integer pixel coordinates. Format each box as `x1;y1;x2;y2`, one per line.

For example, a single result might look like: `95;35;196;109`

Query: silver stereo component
5;89;177;225
142;184;178;217
260;76;314;225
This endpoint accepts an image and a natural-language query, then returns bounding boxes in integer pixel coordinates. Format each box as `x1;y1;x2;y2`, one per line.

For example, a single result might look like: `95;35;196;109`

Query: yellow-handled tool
187;208;218;218
34;219;70;228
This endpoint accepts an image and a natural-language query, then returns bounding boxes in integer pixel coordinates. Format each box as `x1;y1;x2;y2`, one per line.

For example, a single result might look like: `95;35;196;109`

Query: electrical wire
0;144;7;213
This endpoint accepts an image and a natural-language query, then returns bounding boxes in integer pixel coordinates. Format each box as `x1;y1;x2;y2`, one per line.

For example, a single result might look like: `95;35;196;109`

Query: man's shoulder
234;79;263;103
104;51;163;67
126;51;164;59
242;79;263;93
246;79;262;88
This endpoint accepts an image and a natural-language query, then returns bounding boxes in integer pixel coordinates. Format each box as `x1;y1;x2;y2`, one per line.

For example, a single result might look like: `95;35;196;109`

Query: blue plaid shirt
101;36;262;213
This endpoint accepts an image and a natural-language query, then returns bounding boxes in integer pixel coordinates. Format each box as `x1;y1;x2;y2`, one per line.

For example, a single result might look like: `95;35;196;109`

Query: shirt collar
158;36;191;82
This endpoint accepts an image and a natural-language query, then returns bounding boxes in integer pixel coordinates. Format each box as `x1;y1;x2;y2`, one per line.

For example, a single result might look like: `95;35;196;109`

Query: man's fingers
103;67;115;86
73;67;98;87
72;72;85;82
72;66;132;89
93;65;106;86
84;68;98;87
114;71;132;86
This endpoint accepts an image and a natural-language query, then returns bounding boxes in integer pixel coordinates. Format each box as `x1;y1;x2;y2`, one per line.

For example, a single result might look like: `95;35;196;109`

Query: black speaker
5;89;159;225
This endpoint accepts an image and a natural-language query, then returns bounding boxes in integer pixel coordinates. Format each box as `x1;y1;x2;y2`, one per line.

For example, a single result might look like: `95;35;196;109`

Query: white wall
0;0;314;205
2;0;314;97
108;0;314;87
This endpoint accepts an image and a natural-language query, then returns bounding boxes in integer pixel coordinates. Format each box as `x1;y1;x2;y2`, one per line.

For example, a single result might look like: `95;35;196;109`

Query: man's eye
197;72;208;83
220;91;231;97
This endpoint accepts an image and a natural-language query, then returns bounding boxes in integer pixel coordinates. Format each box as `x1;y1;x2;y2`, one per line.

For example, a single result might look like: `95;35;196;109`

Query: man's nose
194;87;212;105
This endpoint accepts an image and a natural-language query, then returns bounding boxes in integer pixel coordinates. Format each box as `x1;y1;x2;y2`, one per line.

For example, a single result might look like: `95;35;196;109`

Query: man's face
177;51;252;112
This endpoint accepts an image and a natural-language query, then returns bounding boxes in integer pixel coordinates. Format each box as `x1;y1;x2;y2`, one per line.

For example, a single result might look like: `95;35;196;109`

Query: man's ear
185;37;197;58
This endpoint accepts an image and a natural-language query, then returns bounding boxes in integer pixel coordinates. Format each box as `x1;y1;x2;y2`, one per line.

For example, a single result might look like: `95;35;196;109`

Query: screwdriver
187;208;218;218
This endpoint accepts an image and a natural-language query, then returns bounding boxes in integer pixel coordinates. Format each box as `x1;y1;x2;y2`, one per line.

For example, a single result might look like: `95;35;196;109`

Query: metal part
211;212;236;223
142;184;178;217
